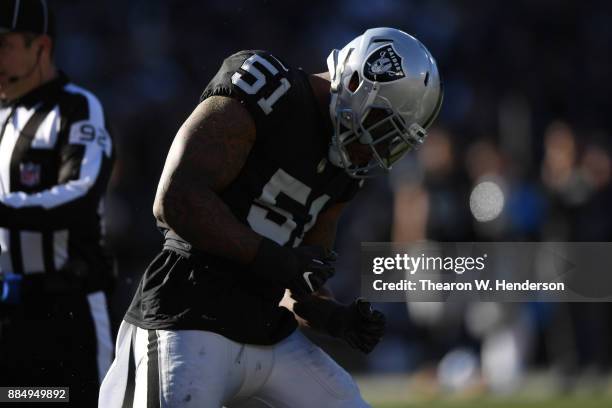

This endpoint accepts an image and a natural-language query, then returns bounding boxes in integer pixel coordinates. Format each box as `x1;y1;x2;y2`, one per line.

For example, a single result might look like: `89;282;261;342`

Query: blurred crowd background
50;0;612;398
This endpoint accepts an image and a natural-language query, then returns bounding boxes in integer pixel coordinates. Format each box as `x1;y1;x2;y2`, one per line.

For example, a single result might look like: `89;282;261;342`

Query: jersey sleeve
200;50;294;131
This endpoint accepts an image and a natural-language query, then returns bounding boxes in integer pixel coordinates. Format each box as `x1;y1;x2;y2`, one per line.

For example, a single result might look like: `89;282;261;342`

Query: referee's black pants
0;290;112;407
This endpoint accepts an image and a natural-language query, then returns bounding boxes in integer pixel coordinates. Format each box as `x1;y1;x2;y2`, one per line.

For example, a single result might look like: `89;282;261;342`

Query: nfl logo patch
363;44;405;82
20;162;41;187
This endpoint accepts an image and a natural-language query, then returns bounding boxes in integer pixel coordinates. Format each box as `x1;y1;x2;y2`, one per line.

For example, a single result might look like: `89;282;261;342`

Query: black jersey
125;51;361;344
202;50;361;247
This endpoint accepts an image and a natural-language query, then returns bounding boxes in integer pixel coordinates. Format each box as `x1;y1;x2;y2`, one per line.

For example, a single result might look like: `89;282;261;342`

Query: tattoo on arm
153;96;262;264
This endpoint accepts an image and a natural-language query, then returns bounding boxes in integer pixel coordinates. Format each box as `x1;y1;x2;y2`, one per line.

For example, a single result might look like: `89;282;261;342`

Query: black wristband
249;237;296;282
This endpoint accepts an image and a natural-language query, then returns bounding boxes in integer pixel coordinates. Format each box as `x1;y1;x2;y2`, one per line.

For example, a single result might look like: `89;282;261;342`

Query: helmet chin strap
328;144;344;168
328;83;382;171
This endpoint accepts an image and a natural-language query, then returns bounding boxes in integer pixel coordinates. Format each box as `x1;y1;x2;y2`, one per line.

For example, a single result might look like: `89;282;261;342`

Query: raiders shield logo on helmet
363;44;405;82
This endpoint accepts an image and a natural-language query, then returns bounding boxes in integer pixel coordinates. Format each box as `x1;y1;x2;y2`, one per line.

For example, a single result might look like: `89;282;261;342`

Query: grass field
356;374;612;408
374;396;612;408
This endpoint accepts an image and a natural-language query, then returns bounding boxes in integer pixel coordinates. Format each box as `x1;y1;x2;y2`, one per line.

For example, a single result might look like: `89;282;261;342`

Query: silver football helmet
327;27;443;177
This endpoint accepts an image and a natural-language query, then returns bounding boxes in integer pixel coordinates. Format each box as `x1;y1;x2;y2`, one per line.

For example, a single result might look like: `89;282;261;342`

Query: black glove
250;237;336;296
293;296;386;354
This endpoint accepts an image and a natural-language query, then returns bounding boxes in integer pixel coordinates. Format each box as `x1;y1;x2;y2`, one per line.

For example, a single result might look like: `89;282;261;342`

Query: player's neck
25;63;58;97
309;72;332;123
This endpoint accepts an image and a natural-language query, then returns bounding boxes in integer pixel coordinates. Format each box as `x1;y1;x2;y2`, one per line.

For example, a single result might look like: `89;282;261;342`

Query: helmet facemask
331;94;427;178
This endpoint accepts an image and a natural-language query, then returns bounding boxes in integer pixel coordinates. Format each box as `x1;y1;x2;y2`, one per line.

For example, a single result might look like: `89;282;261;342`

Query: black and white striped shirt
0;72;115;292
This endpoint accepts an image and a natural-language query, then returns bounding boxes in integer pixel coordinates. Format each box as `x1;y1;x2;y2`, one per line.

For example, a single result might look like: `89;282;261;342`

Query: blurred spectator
540;124;612;386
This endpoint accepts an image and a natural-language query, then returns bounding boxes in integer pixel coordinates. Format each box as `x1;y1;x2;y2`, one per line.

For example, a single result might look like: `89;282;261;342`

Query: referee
0;0;115;405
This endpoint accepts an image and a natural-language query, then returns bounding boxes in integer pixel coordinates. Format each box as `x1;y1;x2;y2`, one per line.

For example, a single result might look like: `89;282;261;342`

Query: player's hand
293;296;386;354
341;299;386;353
250;238;336;296
287;245;336;296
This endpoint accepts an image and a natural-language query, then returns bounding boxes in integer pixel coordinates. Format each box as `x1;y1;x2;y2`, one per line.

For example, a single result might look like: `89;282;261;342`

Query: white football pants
99;320;370;407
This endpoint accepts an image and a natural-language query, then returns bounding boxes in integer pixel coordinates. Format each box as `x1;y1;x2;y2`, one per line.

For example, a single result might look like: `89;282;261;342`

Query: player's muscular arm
301;202;346;299
153;96;261;264
155;96;334;295
285;202;386;353
280;203;346;314
302;202;346;253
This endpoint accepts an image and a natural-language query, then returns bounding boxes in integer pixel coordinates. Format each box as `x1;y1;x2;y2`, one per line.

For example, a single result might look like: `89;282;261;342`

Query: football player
100;27;442;407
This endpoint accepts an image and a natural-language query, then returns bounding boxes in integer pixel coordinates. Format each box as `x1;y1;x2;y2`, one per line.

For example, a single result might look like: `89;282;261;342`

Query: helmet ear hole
348;71;360;92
